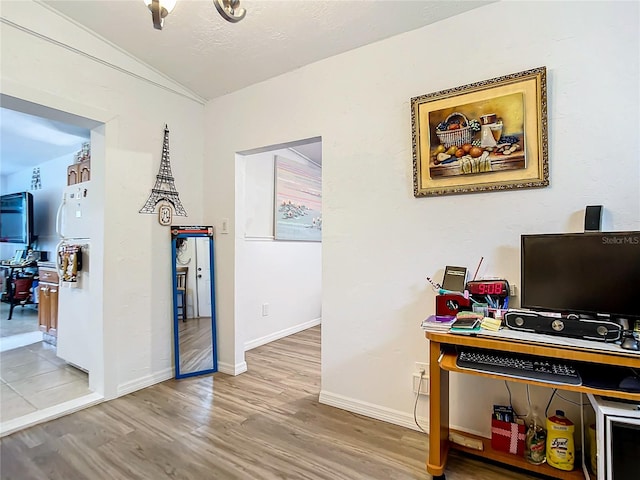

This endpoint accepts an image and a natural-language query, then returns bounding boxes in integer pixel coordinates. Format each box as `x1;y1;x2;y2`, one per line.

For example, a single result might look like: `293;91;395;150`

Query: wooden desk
425;331;640;480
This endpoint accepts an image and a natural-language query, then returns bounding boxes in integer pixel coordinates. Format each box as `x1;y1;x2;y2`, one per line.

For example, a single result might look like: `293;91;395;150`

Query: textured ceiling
0;107;90;175
2;0;491;174
41;0;492;100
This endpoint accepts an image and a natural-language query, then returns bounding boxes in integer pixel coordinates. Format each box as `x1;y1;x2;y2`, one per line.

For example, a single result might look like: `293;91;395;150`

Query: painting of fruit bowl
411;67;548;197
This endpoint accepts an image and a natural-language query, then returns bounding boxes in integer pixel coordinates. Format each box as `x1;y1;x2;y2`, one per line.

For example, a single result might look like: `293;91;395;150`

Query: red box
491;418;526;455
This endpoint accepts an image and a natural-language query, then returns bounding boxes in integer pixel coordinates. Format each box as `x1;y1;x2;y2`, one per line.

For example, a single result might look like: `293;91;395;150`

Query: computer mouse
621;336;640;351
619;376;640;392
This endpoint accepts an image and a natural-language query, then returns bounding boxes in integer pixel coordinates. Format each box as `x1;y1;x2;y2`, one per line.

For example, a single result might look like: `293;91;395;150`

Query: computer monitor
521;231;640;322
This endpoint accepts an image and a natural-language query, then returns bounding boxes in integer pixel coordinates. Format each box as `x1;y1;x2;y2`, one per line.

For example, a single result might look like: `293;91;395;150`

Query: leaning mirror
171;226;217;378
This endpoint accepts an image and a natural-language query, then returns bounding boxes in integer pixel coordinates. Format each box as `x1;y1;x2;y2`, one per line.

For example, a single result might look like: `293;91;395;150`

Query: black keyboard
456;347;582;386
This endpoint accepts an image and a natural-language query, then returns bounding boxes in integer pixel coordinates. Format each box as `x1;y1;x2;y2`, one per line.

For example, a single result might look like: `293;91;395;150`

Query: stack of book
421;315;456;332
450;312;483;334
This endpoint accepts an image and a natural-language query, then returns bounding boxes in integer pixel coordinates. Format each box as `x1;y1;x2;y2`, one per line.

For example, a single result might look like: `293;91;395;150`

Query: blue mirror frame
170;226;217;379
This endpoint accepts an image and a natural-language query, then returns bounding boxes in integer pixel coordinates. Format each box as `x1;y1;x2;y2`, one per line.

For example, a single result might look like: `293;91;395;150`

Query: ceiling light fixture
214;0;247;23
143;0;176;30
144;0;246;30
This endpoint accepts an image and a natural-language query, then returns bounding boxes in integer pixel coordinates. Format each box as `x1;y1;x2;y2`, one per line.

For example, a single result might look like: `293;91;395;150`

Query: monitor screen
521;231;640;320
0;192;34;245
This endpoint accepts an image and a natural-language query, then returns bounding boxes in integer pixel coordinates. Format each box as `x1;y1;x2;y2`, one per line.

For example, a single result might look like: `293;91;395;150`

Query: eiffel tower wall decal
140;125;187;217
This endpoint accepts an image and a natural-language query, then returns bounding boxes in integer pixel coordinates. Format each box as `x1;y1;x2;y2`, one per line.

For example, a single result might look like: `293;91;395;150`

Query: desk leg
427;340;450;478
6;272;16;320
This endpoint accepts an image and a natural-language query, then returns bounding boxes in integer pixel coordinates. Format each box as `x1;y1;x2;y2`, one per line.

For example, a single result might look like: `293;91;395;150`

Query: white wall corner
218;361;248;376
116;368;174;397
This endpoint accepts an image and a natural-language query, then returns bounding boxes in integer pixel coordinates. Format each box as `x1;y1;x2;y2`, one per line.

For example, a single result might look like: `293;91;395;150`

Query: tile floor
0;302;39;338
0;300;92;425
0;341;90;422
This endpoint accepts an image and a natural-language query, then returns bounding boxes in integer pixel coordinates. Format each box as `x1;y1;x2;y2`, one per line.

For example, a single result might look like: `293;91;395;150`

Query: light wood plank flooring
0;326;542;479
177;316;214;373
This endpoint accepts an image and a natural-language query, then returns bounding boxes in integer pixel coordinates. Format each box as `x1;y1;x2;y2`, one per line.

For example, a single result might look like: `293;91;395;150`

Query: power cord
541;388;587;418
413;368;427;434
544;389;557;417
504;381;521;418
555;391;588;407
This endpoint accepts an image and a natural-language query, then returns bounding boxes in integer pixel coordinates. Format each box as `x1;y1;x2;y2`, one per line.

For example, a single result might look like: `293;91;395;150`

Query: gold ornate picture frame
411;67;548;197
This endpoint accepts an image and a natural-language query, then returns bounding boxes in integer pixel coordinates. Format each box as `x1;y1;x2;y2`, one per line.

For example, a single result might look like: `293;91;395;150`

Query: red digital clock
465;279;510;296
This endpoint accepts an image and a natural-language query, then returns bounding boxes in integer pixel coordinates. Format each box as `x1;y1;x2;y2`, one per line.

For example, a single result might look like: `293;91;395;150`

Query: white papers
421;315;455;332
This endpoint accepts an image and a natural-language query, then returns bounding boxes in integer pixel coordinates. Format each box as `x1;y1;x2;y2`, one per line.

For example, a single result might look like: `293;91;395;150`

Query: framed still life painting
411;67;548;197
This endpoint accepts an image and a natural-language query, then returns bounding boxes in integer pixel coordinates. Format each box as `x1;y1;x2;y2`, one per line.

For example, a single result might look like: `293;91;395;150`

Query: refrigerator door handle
55;196;65;238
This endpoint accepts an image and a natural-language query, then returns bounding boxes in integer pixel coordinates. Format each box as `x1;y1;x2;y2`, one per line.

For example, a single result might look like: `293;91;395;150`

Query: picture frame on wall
411;66;548;197
274;155;322;242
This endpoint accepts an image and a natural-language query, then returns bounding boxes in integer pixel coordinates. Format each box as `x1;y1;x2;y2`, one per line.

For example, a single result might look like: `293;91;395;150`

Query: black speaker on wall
584;205;603;231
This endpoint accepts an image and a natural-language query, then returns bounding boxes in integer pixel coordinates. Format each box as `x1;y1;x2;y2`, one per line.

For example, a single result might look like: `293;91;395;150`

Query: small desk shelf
425;331;640;479
447;429;584;480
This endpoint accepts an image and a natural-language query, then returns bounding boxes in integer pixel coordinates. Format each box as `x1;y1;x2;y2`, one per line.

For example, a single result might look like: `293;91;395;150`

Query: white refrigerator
55;182;92;372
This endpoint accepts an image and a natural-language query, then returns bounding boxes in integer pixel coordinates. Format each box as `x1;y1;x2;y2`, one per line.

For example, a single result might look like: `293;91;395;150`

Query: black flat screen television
521;231;640;321
0;192;35;245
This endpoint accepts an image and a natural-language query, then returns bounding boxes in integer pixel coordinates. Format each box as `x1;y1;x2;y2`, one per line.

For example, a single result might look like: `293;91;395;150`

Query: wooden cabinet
79;159;91;183
67;159;90;185
38;266;59;337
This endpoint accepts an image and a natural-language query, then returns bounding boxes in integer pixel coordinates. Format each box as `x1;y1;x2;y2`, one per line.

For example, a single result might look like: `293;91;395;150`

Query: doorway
234;138;322;360
194;237;212;318
0;97;104;435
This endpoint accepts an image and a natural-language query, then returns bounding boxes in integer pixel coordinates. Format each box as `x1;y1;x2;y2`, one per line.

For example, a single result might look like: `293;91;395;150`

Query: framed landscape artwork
274;155;322;242
411;66;548;197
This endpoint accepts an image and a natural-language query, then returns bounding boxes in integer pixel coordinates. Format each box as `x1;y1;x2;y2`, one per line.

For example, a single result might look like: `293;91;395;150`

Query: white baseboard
319;390;488;439
116;367;173;397
319;390;429;433
114;361;248;392
0;392;103;437
217;361;247;376
244;317;322;352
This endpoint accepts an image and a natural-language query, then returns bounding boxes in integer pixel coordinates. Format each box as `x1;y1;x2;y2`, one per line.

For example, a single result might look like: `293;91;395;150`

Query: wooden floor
177;316;213;374
0;326;541;479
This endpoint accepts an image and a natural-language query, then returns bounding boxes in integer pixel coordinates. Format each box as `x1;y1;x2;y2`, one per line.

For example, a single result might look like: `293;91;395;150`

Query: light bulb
143;0;177;16
143;0;177;29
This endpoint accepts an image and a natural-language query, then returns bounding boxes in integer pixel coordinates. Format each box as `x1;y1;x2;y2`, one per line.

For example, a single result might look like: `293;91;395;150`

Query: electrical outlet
412;373;429;395
262;303;269;316
509;284;517;297
415;362;429;373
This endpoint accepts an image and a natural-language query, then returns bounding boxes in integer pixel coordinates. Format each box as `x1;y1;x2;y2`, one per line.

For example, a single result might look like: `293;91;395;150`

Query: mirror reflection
172;227;216;378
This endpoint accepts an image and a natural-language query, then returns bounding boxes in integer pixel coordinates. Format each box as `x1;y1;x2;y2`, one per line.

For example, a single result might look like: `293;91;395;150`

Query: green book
451;317;481;330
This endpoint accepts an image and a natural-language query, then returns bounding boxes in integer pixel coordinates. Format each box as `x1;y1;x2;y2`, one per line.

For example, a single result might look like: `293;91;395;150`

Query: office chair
7;276;34;320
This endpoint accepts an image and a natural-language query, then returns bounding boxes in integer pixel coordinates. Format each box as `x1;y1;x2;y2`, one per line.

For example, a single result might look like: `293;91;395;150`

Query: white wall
204;0;639;437
1;1;205;399
237;149;321;354
1;154;77;260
